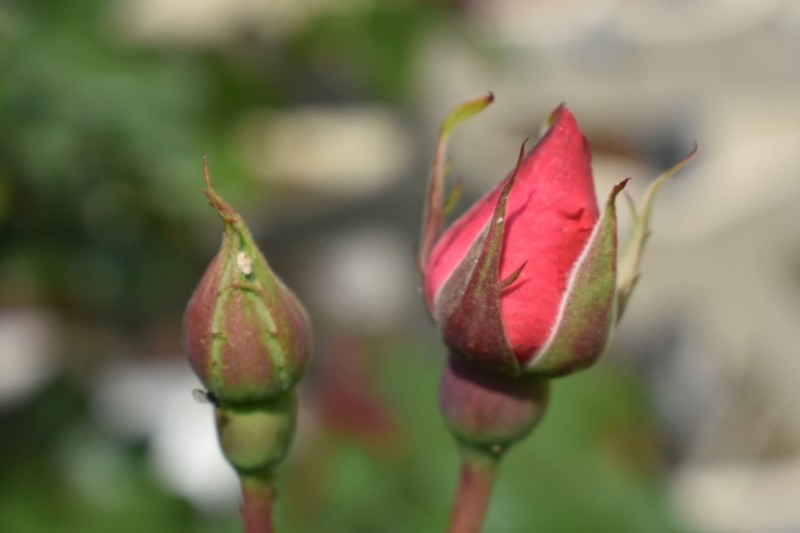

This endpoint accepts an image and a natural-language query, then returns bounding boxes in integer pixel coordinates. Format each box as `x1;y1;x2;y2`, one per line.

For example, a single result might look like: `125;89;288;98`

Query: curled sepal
433;144;527;377
525;179;629;376
183;159;312;404
616;145;697;320
419;93;494;276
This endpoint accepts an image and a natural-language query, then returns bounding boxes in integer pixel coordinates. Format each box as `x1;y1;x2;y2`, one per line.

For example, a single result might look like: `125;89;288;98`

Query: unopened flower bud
421;103;624;378
184;159;312;404
420;98;693;380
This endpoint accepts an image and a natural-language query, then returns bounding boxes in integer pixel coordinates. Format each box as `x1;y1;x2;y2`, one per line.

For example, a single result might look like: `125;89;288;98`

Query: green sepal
616;145;697;320
525;179;629;376
419;93;494;277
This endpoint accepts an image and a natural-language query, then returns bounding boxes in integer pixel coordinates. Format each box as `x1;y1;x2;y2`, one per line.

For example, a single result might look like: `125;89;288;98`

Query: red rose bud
184;158;312;403
420;100;628;377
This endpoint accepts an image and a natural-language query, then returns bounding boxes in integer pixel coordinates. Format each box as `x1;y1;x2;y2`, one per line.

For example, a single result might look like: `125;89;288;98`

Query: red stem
448;451;498;533
240;475;276;533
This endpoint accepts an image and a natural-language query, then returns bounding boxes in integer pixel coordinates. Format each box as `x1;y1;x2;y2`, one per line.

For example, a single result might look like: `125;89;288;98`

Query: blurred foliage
281;346;686;533
0;0;442;325
0;344;687;532
286;5;439;101
1;0;227;325
0;0;688;531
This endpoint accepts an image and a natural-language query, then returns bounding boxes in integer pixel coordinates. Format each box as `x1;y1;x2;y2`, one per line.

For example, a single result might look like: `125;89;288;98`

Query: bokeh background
2;1;800;531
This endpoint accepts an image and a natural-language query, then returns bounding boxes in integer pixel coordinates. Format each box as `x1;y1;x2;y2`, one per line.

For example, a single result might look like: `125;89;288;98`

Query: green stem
448;448;498;533
240;474;277;533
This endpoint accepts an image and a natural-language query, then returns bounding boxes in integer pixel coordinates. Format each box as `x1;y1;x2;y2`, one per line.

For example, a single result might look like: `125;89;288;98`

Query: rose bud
184;158;312;404
419;96;695;378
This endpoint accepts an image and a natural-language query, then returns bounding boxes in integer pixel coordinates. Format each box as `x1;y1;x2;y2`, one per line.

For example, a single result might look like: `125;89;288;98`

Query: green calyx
215;391;297;476
439;356;549;457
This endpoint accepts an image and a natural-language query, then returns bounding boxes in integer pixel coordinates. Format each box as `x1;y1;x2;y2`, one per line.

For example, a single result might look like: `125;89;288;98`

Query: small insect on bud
192;388;220;407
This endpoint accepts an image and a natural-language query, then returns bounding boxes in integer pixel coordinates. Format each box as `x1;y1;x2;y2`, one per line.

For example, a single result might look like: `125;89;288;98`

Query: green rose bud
183;158;312;405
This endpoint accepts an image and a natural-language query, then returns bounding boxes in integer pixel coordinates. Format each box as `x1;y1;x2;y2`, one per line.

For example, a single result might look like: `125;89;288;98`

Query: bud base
439;355;549;456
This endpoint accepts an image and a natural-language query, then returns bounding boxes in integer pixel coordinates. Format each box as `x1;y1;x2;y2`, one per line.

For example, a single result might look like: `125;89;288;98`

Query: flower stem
240;474;277;533
448;448;498;533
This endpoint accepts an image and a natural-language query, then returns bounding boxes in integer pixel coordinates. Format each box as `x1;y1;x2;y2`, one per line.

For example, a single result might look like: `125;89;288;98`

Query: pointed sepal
433;143;528;376
616;145;697;320
525;179;629;376
419;93;494;276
